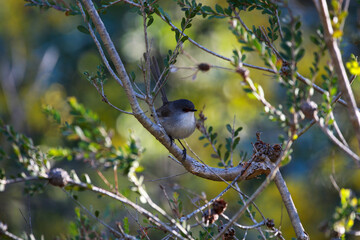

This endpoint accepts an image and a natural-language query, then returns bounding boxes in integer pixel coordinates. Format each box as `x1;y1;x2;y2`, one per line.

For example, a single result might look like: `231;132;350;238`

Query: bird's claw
169;135;174;146
182;148;187;160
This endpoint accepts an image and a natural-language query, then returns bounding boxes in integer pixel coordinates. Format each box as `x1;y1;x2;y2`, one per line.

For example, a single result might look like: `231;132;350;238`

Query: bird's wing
156;102;173;117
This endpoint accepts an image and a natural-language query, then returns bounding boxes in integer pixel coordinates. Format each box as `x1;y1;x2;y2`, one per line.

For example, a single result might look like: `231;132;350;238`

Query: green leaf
243;87;253;93
226;124;232;134
147;16;154;27
81;173;92;184
253;39;262;52
123;217;130;234
224;7;232;16
158;7;171;22
295;48;305;62
234;127;243;136
202;6;214;13
310;35;320;46
181;17;186;29
130;71;136;81
77;25;90;35
175;29;180;42
215;4;224;14
232;137;240;149
210;133;217;142
180;36;188;43
242;46;254;52
224;151;230;161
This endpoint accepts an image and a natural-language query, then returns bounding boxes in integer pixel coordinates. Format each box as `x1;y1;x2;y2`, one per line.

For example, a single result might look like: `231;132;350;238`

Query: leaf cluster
45;97;143;175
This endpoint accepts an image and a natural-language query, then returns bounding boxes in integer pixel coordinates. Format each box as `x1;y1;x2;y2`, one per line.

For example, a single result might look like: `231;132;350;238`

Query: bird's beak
192;109;197;112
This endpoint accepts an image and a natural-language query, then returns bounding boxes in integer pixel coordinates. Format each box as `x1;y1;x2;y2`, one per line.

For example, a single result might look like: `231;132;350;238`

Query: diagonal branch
314;0;360;151
214;139;309;240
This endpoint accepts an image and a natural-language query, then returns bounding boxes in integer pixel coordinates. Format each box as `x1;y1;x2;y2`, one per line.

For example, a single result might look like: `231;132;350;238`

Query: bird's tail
151;56;168;104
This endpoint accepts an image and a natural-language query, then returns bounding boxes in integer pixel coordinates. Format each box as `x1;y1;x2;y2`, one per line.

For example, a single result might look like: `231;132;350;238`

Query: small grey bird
151;56;197;158
156;99;197;140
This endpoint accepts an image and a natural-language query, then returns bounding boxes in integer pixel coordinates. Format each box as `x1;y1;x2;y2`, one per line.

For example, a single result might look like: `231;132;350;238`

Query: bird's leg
169;135;174;146
177;139;187;160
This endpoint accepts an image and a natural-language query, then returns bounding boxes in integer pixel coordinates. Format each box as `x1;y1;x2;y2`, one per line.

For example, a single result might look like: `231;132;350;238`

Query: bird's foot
182;148;187;160
169;135;174;146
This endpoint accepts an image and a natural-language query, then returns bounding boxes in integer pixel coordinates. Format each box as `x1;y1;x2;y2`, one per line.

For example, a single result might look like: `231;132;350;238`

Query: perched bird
156;99;197;140
151;56;197;158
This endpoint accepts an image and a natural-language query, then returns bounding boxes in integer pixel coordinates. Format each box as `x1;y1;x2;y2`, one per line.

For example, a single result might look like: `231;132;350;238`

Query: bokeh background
1;0;360;239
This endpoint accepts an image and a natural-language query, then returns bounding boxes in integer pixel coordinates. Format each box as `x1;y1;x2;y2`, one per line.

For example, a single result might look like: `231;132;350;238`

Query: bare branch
273;171;308;240
63;189;129;239
315;0;360;150
0;222;23;240
128;173;194;239
315;117;360;166
1;175;187;239
214;139;309;240
140;0;151;97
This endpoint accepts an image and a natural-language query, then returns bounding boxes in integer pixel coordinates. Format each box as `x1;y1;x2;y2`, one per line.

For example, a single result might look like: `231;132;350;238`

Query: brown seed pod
266;218;275;228
300;100;318;119
48;168;70;187
198;63;211;72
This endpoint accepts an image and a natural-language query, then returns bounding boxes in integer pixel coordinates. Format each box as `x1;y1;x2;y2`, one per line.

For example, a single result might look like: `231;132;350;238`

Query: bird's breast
161;112;196;139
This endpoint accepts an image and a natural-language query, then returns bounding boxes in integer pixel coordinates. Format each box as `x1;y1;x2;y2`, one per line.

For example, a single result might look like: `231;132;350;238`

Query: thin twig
315;116;360;166
215;138;308;240
179;172;243;222
275;9;284;40
128;173;194;239
140;0;151;97
0;223;23;240
63;189;126;238
77;1;145;101
2;175;187;239
125;209;151;240
222;215;265;230
92;79;133;115
234;182;266;239
113;165;119;194
315;0;360;150
96;169;115;192
145;172;188;182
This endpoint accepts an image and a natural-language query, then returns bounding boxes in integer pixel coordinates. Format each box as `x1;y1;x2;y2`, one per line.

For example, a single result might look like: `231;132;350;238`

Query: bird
156;99;197;140
151;56;197;159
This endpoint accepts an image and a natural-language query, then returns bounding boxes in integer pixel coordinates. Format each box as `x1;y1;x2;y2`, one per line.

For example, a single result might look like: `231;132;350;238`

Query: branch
77;1;145;101
1;174;187;239
316;117;360;166
273;171;308;240
0;222;23;240
140;0;151;97
315;0;360;150
214;139;309;240
128;173;193;239
63;189;131;239
179;172;243;222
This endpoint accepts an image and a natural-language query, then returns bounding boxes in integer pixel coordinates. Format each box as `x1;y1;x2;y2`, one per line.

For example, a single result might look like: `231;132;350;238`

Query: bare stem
315;0;360;150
